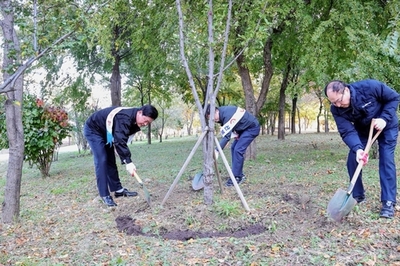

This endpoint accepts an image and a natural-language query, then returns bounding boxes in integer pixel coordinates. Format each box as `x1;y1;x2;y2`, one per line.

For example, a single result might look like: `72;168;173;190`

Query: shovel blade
327;188;357;222
140;184;151;206
192;172;204;190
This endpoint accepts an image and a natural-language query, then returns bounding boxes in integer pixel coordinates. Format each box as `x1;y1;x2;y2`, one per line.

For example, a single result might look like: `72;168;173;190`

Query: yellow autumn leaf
271;246;280;252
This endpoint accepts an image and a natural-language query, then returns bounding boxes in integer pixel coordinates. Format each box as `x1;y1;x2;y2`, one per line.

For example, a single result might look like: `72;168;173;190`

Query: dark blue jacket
85;107;141;164
331;79;399;153
217;106;259;149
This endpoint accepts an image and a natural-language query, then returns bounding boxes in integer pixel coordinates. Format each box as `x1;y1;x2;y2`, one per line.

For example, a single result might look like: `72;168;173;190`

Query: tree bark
1;0;25;223
297;107;301;134
278;61;291;140
258;36;273;114
110;54;121;106
203;130;214;205
291;95;297;134
235;52;258;160
278;85;286;140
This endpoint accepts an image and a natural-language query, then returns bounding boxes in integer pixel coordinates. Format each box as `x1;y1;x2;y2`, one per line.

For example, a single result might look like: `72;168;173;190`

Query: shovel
132;171;151;206
192;172;204;190
327;120;381;222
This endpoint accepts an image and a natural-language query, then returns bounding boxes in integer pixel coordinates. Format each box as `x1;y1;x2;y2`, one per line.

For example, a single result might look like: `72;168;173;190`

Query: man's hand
356;149;369;166
374;118;386;131
126;162;136;176
214;150;219;160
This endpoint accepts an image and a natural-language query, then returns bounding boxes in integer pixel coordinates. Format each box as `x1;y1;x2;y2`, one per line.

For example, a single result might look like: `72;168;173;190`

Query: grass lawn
0;132;399;265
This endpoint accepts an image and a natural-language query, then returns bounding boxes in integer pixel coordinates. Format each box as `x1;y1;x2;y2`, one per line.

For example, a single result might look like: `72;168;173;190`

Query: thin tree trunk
1;1;25;222
277;87;286;140
203;130;214;205
297;107;301;134
291;95;297;134
324;108;330;133
317;103;322;133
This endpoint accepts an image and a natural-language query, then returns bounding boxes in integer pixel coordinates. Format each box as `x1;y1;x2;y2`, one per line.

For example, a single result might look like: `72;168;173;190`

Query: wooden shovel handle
133;171;144;185
347;119;382;194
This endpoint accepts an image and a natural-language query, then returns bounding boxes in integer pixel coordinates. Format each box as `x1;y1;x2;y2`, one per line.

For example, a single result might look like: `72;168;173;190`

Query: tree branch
175;0;205;125
0;31;75;94
212;0;232;99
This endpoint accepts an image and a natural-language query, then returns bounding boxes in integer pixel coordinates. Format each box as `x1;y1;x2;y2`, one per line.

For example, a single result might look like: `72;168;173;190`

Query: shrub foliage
0;94;71;177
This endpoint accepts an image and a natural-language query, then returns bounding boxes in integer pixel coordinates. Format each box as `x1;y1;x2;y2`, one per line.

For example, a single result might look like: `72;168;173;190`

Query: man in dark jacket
206;105;260;186
325;79;399;218
84;105;158;207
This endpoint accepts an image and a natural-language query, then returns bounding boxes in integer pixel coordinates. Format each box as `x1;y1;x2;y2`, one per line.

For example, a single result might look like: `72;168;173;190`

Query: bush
0;94;72;177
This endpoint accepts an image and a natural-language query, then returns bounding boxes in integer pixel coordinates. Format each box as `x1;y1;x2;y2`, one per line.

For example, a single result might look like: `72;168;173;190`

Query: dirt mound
115;215;266;241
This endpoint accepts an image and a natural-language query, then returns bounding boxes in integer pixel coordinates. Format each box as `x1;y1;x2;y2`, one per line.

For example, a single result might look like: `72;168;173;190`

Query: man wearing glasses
325;79;399;218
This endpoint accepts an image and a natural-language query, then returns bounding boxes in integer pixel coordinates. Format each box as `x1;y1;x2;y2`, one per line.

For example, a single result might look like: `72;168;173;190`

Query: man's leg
84;125;110;197
378;127;398;203
231;126;260;177
346;134;368;201
346;150;365;200
105;145;122;192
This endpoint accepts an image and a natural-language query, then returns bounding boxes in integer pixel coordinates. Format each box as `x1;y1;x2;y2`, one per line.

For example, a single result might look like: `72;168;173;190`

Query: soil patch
115;215;266;241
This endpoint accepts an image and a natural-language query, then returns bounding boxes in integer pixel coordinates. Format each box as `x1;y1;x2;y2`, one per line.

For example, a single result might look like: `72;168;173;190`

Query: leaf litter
1;133;400;265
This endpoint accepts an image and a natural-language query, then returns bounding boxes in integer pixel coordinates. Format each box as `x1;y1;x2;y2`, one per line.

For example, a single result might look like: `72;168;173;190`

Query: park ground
0;132;400;265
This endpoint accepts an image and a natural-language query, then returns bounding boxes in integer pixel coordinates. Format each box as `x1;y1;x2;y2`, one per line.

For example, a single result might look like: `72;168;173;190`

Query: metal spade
133;171;151;206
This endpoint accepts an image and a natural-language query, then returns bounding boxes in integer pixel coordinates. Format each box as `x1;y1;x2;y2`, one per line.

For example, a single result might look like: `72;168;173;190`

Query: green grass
0;133;399;265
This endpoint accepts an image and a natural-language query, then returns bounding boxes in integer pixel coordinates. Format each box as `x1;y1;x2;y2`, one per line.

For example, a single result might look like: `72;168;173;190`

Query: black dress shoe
102;196;117;207
115;188;138;198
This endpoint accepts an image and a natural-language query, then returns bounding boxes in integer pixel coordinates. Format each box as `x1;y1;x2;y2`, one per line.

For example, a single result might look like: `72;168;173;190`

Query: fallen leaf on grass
187;258;209;264
358;228;371;238
364;259;376;266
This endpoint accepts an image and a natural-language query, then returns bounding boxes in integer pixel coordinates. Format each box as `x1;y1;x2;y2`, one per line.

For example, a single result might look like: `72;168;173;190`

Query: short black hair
205;104;218;116
141;104;158;120
324;80;348;97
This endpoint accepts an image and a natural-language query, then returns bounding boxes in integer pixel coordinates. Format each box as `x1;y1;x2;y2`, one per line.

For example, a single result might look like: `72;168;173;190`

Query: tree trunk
291;95;297;134
317;100;323;133
187;111;194;136
277;87;286;140
324;108;330;133
147;91;152;144
277;57;293;140
147;124;152;144
233;21;274;161
110;55;121;106
235;52;258;160
203;130;214;205
257;36;274;114
297;107;301;134
278;77;288;140
1;1;25;223
269;113;276;135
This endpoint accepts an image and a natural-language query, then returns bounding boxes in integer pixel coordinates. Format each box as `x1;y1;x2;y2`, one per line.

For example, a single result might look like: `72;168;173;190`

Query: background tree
300;0;400;106
0;0;85;223
1;0;25;223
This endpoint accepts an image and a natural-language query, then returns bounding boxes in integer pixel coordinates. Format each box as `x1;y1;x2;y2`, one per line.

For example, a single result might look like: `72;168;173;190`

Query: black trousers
84;124;123;197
